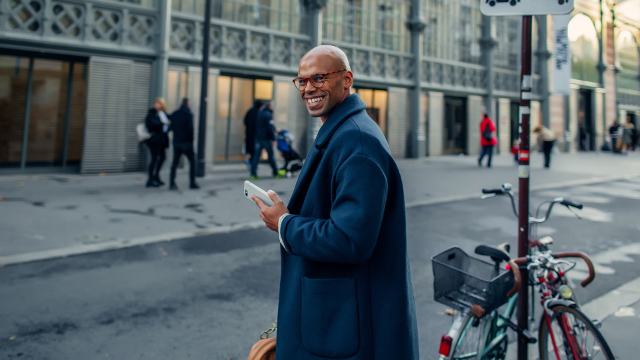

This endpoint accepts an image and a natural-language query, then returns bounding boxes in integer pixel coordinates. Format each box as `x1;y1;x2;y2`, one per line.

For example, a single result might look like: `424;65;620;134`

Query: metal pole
62;62;75;167
196;0;212;177
517;15;533;360
20;58;35;170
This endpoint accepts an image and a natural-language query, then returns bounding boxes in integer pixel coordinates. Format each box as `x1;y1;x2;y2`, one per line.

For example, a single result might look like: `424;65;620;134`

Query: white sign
551;15;571;95
481;0;574;16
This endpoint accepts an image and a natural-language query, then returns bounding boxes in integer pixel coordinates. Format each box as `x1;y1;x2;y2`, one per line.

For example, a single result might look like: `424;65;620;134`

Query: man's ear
344;71;353;90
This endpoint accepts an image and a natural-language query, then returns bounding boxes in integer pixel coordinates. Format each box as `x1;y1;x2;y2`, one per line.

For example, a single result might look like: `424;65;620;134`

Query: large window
616;30;640;91
172;0;302;33
324;0;410;53
422;0;482;64
493;16;521;68
0;55;87;168
568;14;599;83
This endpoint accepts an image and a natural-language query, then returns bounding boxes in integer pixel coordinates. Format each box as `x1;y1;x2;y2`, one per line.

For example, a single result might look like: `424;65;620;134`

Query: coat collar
287;94;365;213
314;93;366;149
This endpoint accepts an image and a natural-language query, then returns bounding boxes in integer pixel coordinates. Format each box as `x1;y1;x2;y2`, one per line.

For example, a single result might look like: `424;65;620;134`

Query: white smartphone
244;180;273;206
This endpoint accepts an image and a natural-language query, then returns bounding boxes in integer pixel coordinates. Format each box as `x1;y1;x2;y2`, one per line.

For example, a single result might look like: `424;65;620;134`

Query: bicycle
434;183;615;360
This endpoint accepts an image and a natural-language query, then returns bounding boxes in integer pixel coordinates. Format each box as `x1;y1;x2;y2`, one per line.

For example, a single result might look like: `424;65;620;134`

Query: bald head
300;45;351;72
296;45;354;121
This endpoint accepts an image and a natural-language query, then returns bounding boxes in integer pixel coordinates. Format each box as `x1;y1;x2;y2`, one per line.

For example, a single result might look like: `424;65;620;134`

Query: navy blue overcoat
277;94;419;359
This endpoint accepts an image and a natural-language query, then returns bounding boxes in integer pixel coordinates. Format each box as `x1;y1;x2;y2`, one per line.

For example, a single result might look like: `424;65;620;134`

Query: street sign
481;0;574;16
552;15;572;94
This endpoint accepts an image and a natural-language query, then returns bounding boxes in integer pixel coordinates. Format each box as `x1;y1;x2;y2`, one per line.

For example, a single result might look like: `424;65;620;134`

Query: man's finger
267;190;282;204
252;196;267;210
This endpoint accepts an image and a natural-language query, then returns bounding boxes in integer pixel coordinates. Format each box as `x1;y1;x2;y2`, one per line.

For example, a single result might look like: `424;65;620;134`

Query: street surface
1;169;639;359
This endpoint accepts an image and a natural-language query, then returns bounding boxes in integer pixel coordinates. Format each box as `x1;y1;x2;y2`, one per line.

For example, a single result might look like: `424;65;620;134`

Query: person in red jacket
478;113;497;168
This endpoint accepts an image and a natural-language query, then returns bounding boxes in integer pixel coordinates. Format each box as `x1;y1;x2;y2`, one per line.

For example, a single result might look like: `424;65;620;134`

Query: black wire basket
432;247;515;314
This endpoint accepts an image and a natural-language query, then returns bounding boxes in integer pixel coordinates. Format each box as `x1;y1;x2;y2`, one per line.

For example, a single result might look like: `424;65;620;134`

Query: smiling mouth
306;95;326;107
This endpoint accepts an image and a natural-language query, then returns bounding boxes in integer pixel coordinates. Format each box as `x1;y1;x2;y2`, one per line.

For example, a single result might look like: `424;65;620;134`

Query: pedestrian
621;116;635;153
249;101;279;179
144;98;170;187
533;125;556;168
168;98;199;190
243;100;262;168
609;121;622;153
478;113;497;168
250;45;419;359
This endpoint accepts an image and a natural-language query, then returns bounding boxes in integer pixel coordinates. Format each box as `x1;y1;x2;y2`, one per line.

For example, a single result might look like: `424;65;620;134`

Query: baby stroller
276;129;303;177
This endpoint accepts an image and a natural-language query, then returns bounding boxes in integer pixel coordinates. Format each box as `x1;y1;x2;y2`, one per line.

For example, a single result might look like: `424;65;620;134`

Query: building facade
0;0;638;173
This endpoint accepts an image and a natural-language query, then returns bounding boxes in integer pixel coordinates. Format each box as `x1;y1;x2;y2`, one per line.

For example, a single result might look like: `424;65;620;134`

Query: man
244;100;262;167
252;45;419;359
169;98;199;190
533;125;556;168
478;113;497;168
249;101;279;179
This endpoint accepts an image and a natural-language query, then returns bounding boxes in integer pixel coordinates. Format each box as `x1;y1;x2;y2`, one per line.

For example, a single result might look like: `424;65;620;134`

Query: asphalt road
1;178;638;359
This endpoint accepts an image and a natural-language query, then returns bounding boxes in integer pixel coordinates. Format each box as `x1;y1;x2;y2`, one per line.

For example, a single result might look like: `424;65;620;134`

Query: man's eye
311;75;326;83
297;79;307;86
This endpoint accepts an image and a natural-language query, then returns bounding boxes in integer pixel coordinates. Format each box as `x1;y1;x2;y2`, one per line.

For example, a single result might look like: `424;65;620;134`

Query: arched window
616;30;640;91
568;14;599;83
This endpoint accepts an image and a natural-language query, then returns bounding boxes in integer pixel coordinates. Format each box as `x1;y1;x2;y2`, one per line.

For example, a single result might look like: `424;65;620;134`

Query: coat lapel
287;94;366;214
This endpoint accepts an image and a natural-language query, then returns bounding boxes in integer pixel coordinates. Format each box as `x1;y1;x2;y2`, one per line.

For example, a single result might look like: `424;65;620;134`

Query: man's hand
252;190;288;232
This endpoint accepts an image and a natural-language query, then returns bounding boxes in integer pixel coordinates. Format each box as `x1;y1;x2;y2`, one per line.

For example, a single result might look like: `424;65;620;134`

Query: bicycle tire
538;305;615;360
449;313;491;360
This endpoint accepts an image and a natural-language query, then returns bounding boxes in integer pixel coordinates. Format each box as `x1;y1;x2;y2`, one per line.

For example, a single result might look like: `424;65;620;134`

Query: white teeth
306;96;323;105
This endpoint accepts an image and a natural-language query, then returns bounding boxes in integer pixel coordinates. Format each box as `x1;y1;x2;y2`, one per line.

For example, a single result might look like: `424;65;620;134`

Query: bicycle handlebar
553;251;595;287
560;199;584;210
482;188;505;195
506;260;522;297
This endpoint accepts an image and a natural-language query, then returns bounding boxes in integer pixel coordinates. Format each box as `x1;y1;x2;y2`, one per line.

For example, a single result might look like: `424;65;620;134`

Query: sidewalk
1;152;639;265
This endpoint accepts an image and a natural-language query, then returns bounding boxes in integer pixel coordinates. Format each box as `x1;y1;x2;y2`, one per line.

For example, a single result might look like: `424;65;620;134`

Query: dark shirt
255;107;276;141
170;105;194;145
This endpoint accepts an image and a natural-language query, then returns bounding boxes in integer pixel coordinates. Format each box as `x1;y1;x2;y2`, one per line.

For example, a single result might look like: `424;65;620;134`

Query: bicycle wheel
449;313;492;359
538;305;615;360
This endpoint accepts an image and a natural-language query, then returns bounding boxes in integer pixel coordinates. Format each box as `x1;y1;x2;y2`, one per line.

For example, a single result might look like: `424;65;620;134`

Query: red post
517;15;533;360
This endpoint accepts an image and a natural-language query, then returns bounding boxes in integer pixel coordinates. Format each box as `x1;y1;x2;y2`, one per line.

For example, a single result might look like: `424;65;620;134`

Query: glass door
215;76;272;163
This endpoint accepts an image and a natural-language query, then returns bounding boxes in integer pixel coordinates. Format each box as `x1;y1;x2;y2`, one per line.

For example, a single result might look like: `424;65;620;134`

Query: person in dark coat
144;98;170;187
478;113;497;168
243;100;262;166
251;45;419;360
249;102;279;178
168;98;199;190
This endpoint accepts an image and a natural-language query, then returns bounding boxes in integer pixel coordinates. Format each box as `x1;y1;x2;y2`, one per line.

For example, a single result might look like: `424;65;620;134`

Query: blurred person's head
181;98;189;108
295;45;353;121
153;98;166;112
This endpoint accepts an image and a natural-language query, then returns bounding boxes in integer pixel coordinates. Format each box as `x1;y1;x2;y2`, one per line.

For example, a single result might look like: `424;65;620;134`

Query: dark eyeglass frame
292;69;347;90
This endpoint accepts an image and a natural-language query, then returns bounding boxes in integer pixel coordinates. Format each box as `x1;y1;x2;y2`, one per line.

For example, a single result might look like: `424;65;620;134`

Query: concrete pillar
498;98;511;153
535;15;551;128
388;87;410;158
467;95;484;155
597;0;608;145
153;0;172;99
480;15;497;120
301;0;327;153
428;91;444;156
407;0;427;158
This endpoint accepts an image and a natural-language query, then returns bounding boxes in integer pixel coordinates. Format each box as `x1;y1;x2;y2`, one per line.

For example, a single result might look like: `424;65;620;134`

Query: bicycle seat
475;244;511;264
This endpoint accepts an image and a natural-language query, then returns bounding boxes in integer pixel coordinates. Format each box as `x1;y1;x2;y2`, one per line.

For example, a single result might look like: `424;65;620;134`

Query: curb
1;174;638;267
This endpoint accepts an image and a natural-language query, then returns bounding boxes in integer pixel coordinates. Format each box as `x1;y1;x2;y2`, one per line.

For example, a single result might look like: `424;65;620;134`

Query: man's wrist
278;213;290;253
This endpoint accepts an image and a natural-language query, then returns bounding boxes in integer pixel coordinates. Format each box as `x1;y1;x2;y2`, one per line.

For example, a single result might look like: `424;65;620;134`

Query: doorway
354;87;389;136
443;96;467;155
216;76;273;163
577;89;595;151
0;54;87;169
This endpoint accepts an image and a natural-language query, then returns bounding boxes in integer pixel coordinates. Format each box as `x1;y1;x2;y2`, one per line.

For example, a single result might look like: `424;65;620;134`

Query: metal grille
81;57;150;174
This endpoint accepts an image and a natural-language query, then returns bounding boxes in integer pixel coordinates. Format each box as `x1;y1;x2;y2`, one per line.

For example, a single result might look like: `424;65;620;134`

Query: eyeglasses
292;69;347;90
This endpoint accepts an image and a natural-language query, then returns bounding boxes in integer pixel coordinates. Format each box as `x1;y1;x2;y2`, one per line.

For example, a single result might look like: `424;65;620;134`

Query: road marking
582;276;640;322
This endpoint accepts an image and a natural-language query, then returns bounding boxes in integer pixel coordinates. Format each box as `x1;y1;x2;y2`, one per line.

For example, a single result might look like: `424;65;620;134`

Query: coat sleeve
280;154;389;264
